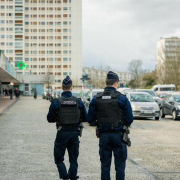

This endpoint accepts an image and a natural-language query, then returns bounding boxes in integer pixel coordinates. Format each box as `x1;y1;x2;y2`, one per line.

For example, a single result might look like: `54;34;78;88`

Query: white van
151;84;176;92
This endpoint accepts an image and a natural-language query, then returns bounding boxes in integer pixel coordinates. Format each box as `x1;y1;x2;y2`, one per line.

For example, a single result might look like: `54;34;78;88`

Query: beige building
157;37;180;84
0;0;82;89
83;67;132;88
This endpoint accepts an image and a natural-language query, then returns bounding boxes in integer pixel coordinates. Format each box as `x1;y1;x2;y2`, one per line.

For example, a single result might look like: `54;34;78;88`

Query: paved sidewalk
0;96;18;115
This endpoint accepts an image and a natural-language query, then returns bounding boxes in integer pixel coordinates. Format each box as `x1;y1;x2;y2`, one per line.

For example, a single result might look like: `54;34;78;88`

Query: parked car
42;91;47;99
135;89;162;107
126;92;160;120
45;91;52;100
151;84;176;92
156;92;168;101
55;89;63;99
72;90;81;98
49;90;56;101
160;92;180;120
84;89;104;110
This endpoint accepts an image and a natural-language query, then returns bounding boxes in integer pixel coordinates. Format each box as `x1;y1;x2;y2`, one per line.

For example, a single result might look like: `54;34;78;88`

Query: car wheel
172;110;178;120
160;108;165;118
155;117;159;120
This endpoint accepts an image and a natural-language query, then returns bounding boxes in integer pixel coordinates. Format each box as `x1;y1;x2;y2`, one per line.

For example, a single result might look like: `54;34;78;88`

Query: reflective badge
61;101;77;105
102;96;111;99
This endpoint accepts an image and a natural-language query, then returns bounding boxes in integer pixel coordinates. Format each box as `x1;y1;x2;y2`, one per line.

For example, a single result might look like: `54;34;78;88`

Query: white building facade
83;67;132;87
0;0;82;90
157;37;180;84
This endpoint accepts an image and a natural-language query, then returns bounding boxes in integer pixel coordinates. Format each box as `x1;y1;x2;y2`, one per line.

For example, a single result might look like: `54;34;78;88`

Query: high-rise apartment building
0;0;82;89
157;37;180;84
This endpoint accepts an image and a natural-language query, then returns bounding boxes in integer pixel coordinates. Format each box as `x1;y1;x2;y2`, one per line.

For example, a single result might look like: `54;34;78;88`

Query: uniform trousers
99;133;127;180
54;130;79;180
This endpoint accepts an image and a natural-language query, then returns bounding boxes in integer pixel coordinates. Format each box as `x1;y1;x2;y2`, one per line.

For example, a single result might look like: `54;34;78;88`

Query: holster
96;128;101;138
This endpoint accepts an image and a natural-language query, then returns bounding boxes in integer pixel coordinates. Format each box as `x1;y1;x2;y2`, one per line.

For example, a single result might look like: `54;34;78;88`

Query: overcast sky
82;0;180;72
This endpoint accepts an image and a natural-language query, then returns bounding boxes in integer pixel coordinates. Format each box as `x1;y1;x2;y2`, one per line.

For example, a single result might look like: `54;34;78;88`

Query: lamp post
80;72;90;89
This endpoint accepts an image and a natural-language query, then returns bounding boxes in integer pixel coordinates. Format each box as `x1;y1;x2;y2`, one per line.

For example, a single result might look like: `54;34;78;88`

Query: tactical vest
96;91;124;128
57;96;80;125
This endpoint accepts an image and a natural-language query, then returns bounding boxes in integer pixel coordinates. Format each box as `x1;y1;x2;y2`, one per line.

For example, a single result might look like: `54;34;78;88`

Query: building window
63;29;68;32
25;51;29;54
63;43;68;46
0;28;5;31
25;15;29;18
63;21;68;25
25;58;29;61
63;7;68;10
63;36;68;39
1;20;5;24
63;58;68;61
63;72;68;75
25;22;29;25
63;50;68;54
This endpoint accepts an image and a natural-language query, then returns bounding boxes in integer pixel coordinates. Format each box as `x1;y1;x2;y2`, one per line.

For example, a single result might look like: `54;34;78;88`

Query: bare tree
128;60;143;88
44;67;54;90
157;42;180;89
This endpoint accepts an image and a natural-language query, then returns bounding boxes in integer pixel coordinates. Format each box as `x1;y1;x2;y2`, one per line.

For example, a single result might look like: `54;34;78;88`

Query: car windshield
137;90;157;97
92;91;103;97
173;95;180;102
72;92;80;97
130;94;154;102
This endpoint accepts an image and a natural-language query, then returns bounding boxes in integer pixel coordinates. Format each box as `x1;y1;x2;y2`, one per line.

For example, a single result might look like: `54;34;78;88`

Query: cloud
82;0;180;72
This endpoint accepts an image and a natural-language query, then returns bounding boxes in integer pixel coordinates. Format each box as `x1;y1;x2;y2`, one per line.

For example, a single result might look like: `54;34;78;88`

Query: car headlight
131;105;142;111
176;106;180;110
154;106;160;111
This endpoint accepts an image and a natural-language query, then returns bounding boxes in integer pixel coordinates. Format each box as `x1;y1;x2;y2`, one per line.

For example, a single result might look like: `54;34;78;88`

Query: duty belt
100;130;123;134
59;124;78;129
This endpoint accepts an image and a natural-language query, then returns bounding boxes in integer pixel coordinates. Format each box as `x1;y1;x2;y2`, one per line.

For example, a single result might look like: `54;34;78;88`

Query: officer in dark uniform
47;76;87;180
87;71;133;180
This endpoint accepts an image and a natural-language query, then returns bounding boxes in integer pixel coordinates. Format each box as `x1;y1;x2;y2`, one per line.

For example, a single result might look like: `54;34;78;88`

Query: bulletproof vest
57;96;80;125
96;91;124;128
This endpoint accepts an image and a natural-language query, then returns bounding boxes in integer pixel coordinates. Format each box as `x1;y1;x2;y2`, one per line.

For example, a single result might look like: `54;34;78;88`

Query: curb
0;99;19;116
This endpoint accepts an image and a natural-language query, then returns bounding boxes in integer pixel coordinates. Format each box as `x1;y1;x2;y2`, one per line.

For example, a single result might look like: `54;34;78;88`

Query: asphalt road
0;97;180;180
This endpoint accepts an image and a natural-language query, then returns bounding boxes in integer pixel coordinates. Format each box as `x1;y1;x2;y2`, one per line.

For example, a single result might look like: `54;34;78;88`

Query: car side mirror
87;98;90;102
169;101;174;105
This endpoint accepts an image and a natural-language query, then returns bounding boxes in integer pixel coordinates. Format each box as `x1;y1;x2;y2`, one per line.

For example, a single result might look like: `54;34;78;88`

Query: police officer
47;76;87;180
87;71;133;180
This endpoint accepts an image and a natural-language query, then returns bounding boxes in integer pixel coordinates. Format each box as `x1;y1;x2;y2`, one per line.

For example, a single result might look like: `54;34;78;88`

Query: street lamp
80;72;90;89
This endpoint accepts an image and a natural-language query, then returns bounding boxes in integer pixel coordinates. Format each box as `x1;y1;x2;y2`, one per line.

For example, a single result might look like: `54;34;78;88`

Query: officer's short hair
106;79;119;86
62;84;72;90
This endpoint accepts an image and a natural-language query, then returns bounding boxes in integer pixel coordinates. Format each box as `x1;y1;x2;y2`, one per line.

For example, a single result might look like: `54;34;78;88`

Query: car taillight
49;92;51;95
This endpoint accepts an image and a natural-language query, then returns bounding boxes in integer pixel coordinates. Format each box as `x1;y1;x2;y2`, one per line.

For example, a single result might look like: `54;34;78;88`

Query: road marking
128;157;160;180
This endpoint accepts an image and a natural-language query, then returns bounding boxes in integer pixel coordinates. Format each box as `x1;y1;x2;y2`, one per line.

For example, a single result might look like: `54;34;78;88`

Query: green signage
17;61;28;70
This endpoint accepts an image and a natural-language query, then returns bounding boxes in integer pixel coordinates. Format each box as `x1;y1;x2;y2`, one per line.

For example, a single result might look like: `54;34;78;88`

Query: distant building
83;67;132;88
157;37;180;84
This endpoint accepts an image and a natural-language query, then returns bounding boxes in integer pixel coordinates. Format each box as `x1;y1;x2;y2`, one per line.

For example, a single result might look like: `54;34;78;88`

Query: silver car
126;92;160;120
135;89;162;107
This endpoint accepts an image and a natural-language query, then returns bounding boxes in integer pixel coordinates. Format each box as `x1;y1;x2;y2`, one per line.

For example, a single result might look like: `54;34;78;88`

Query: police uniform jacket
47;91;87;130
87;87;134;131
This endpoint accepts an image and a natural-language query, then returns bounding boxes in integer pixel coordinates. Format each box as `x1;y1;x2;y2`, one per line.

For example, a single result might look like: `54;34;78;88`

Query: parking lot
0;97;180;180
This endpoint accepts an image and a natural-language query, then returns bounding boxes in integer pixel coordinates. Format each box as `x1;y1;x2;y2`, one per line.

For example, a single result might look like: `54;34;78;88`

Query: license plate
143;110;153;114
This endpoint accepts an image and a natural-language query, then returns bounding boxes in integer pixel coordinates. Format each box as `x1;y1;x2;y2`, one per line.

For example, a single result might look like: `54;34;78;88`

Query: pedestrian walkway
0;96;18;115
0;97;154;180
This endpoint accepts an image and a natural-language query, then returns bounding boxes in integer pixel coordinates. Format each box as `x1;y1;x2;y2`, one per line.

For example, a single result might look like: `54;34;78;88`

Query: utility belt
96;128;123;138
57;122;84;137
58;124;79;129
96;127;131;147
